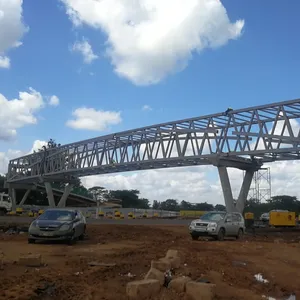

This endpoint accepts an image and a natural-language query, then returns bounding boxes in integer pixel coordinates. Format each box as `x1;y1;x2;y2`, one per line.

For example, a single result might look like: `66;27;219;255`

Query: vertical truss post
57;184;73;208
246;167;271;203
44;182;55;208
217;167;236;213
19;189;31;206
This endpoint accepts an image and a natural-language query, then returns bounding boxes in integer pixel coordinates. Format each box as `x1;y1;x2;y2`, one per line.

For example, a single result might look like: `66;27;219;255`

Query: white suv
189;211;245;241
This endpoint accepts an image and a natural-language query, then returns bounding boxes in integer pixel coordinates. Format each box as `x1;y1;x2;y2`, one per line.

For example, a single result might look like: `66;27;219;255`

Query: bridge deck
7;98;300;183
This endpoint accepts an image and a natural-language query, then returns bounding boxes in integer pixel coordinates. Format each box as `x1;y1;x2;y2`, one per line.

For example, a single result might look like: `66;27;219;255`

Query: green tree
152;200;161;209
194;202;214;211
108;189;149;209
88;186;108;201
214;204;226;211
160;199;179;211
180;200;193;210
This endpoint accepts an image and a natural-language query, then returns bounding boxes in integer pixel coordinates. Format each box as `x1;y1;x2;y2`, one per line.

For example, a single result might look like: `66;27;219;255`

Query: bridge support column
8;186;17;212
218;167;255;213
19;189;31;205
57;184;73;208
236;169;255;213
218;167;236;213
45;182;55;208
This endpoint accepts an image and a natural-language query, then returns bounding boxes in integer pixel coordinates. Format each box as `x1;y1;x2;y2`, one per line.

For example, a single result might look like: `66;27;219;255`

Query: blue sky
1;0;299;152
0;0;300;203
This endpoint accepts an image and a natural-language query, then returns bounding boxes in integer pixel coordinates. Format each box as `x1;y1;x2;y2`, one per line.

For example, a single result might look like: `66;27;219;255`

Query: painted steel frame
6;98;300;184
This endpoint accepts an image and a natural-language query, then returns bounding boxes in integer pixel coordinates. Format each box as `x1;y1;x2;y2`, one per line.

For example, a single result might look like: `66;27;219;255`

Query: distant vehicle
28;208;86;245
260;210;289;223
0;192;12;215
189;211;245;241
260;213;270;222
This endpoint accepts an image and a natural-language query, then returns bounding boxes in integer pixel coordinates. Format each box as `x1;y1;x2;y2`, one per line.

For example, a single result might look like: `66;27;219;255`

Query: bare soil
0;224;299;300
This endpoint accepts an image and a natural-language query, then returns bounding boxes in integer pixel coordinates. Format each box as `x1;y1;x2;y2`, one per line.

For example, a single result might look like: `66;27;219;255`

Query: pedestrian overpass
6;98;300;212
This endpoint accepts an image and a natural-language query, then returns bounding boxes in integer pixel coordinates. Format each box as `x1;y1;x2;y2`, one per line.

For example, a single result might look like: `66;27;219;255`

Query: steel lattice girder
7;98;300;183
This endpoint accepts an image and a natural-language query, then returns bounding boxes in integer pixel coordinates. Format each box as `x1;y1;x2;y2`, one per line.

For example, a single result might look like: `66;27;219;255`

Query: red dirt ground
0;224;299;300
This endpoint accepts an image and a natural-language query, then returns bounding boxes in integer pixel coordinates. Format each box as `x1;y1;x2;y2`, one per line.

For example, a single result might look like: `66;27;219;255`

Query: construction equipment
0;192;12;215
269;211;296;227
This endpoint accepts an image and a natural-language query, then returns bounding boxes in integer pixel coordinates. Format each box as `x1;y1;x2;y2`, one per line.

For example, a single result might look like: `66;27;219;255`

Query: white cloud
0;55;10;68
60;0;244;85
49;95;60;106
66;107;122;131
0;0;28;68
80;159;300;205
142;104;152;111
31;140;48;152
71;38;98;64
0;88;45;141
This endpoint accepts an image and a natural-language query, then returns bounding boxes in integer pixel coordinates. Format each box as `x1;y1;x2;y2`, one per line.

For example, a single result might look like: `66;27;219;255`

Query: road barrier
179;210;206;217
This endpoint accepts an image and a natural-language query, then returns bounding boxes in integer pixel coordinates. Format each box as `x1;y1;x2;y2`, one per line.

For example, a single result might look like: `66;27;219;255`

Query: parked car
260;212;270;222
189;211;245;241
28;208;86;245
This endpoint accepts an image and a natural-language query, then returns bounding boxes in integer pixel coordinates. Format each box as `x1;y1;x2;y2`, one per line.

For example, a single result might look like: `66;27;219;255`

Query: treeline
2;174;300;217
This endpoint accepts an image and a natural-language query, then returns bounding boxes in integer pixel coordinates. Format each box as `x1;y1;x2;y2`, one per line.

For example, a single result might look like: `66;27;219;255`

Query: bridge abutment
218;166;254;213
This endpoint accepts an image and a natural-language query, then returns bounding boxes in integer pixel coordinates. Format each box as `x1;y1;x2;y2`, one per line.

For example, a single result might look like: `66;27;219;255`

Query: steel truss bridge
6;98;300;212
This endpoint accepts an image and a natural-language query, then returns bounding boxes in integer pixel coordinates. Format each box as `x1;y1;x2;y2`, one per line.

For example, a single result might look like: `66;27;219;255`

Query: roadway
0;216;191;226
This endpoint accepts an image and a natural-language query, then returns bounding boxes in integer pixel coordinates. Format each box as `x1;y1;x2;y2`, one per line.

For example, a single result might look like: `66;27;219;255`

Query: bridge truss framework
6;98;300;213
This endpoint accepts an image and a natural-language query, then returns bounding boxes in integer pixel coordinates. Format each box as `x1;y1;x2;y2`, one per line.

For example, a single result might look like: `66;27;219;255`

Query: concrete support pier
57;184;73;208
218;166;255;213
45;182;56;208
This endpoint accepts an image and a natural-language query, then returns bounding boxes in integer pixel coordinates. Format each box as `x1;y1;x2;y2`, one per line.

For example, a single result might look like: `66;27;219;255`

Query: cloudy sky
0;0;300;205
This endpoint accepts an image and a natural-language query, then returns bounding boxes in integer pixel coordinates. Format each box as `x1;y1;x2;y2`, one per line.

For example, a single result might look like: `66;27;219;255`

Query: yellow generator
244;212;254;228
269;211;296;227
98;211;104;217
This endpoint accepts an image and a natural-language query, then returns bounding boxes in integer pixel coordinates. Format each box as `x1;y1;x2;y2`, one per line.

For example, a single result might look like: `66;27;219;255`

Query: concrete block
167;256;181;269
186;281;216;300
145;268;165;285
169;276;191;292
126;279;160;299
166;249;179;259
165;249;180;268
18;254;42;267
151;258;171;272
